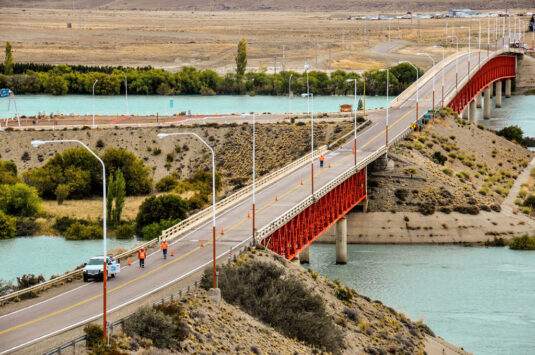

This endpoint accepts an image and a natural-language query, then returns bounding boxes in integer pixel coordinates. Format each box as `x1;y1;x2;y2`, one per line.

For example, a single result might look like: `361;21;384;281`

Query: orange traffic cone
247;211;251;219
220;227;225;235
170;249;175;257
127;257;132;266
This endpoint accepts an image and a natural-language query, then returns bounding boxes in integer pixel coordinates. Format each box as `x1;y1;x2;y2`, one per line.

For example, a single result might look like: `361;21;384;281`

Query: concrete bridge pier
335;216;347;264
490;82;494;97
483;86;492;119
299;246;310;264
469;100;477;124
495;80;503;108
476;93;482;108
505;79;512;98
462;106;469;119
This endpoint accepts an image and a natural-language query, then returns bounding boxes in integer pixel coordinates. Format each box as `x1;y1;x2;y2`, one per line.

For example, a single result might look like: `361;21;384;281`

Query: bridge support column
299;246;310;264
335;217;347;264
505;79;512;98
483;86;492;119
462;107;469;119
469;100;477;124
490;82;494;97
495;81;503;108
476;93;482;108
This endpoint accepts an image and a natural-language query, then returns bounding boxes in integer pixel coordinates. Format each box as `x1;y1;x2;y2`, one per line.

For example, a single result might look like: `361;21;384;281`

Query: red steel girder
262;168;367;260
448;55;516;113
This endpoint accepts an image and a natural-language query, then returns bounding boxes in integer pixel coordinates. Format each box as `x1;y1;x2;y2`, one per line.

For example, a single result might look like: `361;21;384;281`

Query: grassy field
41;196;146;221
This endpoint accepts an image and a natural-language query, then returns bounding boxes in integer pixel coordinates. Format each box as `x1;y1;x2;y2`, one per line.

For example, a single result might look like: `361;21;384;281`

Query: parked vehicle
82;256;120;282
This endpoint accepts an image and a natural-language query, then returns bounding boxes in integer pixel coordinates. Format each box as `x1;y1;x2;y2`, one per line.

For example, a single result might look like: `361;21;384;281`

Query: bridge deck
0;48;513;353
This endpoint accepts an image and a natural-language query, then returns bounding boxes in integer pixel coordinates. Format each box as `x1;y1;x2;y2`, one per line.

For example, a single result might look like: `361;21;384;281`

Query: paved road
0;48;502;354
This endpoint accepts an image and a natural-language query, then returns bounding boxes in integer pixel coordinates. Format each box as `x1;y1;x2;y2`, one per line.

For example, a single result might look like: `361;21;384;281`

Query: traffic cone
127;257;132;266
170;249;175;257
220;227;225;235
275;196;278;201
247;211;251;219
300;179;303;186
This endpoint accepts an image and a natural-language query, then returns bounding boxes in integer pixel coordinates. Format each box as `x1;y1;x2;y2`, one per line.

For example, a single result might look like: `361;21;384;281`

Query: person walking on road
137;247;146;268
319;154;325;168
160;239;169;259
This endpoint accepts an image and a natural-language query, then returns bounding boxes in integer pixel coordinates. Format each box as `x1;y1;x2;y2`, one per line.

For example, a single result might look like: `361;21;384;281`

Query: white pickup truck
82;256;120;282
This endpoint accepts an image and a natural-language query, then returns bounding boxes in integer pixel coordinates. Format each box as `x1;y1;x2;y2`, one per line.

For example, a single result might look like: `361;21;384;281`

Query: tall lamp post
345;78;358;165
157;132;218;289
92;79;98;127
399;61;419;122
417;53;436;114
458;26;471;74
31;139;108;339
304;62;315;195
124;74;129;117
433;45;445;107
447;35;459;90
241;113;257;243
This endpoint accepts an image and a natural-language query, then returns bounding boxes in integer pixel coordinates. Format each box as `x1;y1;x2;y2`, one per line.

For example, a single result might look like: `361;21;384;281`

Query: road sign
0;88;10;98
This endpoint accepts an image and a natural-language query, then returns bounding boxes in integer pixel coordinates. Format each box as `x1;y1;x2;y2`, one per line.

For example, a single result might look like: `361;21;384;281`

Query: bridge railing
0;144;330;305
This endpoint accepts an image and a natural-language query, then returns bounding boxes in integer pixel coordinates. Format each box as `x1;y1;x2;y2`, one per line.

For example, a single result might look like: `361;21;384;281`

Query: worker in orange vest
137;247;146;268
160;239;169;259
319;154;325;168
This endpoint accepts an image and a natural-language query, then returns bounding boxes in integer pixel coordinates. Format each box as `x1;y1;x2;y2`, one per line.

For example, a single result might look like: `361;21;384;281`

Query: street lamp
157;132;218;289
457;26;471;74
377;69;390;154
31;139;108;339
241;113;257;244
433;45;446;107
398;61;419;122
124;74;129;117
447;35;459;90
345;78;358;165
304;62;315;195
92;79;98;127
417;53;436;113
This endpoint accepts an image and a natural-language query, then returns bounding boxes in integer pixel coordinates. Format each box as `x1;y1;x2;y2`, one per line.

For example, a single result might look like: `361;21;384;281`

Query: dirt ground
1;7;533;72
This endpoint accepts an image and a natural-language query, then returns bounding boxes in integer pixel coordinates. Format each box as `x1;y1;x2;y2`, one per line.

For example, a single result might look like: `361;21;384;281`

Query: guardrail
0;143;330;305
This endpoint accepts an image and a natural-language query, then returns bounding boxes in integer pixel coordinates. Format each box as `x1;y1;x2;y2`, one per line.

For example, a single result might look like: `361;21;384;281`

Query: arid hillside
368;113;533;214
1;0;533;11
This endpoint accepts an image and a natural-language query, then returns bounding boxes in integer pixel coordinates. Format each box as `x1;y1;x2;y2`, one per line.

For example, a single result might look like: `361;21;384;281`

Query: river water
0;94;390;118
308;244;535;355
0;236;138;283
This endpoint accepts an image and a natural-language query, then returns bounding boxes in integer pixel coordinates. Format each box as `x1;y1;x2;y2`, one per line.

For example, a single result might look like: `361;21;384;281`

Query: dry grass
1;7;532;71
42;196;146;221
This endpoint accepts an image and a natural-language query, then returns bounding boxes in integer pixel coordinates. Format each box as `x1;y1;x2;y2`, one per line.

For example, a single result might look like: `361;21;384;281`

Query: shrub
123;306;179;348
55;184;70;205
15;217;38;236
497;125;524;144
95;139;105;149
140;219;177;240
0;211;16;239
136;194;189;233
64;222;102;240
83;323;103;350
509;235;535;250
200;260;344;351
0;160;18;185
484;237;506;247
155;175;178;192
524;194;535;208
442;168;453;176
418;203;435;216
453;205;480;215
53;216;89;233
114;222;135;239
16;274;45;289
0;183;41;217
0;279;15;296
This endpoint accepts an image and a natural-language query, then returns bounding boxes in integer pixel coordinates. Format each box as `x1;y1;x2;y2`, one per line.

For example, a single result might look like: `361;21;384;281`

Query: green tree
235;38;247;78
113;170;126;225
4;42;14;75
106;172;115;223
136;194;189;234
0;160;18;185
102;148;152;195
